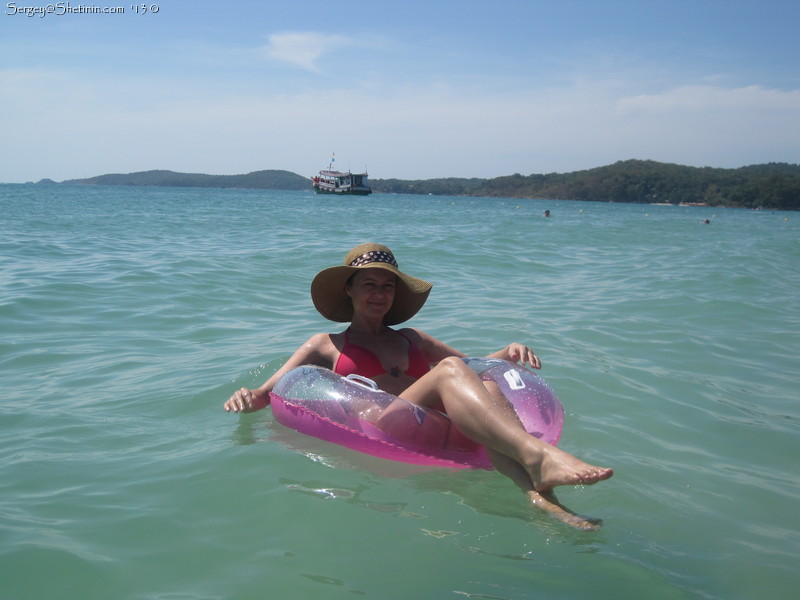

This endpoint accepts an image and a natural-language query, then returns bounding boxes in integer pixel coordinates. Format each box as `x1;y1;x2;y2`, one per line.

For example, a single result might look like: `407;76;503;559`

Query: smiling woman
224;243;613;529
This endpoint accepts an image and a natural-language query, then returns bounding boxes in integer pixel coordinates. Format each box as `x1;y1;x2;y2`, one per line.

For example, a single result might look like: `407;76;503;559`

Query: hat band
348;250;398;268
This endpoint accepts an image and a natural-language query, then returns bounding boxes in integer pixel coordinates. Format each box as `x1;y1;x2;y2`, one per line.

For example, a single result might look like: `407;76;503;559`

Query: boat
312;169;372;195
312;155;372;196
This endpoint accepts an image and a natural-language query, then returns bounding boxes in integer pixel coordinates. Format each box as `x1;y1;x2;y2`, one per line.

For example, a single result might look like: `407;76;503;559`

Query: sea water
1;184;798;600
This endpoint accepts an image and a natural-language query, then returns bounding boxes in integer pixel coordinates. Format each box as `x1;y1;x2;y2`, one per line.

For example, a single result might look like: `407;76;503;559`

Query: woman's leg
479;379;603;529
398;357;613;493
485;448;603;530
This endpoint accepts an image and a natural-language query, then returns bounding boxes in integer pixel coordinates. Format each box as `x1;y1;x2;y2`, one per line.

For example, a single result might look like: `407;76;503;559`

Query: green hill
372;160;800;210
60;169;309;190
48;160;800;210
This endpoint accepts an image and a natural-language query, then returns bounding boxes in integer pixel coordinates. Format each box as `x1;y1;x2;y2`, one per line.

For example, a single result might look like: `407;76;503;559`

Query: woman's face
346;269;397;320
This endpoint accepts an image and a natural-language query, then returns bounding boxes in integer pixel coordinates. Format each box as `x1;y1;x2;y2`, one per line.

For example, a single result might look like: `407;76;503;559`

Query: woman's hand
497;343;541;369
224;387;269;413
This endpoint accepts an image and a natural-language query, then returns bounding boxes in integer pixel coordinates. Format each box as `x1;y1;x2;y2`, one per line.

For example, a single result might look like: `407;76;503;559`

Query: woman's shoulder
288;331;343;368
396;327;435;351
305;331;342;348
396;326;425;342
398;327;465;361
304;330;350;355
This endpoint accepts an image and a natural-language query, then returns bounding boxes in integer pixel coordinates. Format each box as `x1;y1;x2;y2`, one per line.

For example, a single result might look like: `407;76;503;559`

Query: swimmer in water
225;243;613;529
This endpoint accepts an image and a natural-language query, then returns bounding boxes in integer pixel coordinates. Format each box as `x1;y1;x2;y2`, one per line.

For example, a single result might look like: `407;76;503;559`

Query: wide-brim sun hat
311;243;433;325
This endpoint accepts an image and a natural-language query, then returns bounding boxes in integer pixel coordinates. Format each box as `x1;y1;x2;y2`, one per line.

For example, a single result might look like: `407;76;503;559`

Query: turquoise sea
1;184;798;599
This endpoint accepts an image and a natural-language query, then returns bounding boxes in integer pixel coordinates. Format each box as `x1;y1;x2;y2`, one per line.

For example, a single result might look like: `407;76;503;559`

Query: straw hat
311;243;433;325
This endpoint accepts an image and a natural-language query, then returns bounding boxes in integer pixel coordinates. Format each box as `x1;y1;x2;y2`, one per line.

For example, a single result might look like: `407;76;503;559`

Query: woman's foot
526;444;613;492
485;448;608;531
528;490;603;531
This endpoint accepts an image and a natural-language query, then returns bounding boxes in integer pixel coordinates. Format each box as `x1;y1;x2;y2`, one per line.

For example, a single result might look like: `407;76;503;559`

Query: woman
224;243;613;529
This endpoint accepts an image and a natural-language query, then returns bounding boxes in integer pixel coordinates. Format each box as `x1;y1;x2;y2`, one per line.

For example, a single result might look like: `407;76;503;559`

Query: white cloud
2;64;799;183
617;85;800;115
263;32;351;72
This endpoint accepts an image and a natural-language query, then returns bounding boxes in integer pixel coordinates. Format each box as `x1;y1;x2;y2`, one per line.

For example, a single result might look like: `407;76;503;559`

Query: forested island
56;169;309;190
373;160;800;210
44;160;800;210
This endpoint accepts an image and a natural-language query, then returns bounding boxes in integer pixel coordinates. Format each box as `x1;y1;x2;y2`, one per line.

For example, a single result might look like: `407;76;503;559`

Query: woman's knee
436;356;468;373
435;356;481;387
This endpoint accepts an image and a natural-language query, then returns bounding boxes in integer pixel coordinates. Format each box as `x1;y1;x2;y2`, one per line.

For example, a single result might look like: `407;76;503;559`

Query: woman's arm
404;329;540;369
224;332;336;413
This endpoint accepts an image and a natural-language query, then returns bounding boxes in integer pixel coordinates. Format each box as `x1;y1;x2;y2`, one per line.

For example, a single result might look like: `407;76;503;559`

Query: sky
1;0;799;183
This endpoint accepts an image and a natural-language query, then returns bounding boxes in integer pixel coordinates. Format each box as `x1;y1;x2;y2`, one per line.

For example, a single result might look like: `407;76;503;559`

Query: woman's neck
348;317;391;336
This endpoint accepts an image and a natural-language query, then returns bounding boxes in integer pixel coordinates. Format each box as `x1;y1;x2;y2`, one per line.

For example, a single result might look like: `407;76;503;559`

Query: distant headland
33;160;800;210
53;169;310;191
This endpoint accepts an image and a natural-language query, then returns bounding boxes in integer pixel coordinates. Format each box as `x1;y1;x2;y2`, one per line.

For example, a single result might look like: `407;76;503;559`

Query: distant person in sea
703;219;711;224
224;243;613;529
544;209;551;217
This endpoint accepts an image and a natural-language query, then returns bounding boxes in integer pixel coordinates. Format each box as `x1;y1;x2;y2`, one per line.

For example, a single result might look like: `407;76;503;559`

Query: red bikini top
334;329;431;380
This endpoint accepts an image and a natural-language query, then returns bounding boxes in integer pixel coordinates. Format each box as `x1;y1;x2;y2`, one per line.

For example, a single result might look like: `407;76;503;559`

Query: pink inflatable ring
269;358;564;469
